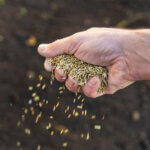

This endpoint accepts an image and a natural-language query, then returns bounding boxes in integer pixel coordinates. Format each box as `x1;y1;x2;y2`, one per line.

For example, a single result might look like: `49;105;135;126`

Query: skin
38;28;150;98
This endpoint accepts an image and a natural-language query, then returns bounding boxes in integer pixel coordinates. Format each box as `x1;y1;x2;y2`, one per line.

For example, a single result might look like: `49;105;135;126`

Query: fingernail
45;62;53;71
88;78;97;87
38;44;48;52
57;69;66;80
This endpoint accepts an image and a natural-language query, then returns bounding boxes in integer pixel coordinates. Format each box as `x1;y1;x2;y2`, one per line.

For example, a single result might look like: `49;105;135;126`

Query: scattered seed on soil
94;125;101;130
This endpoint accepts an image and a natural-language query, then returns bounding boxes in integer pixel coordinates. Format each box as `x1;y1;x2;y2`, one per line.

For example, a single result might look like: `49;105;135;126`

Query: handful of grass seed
48;54;108;93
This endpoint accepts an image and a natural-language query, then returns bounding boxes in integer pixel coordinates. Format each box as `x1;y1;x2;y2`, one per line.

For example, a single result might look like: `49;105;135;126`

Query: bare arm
38;28;150;98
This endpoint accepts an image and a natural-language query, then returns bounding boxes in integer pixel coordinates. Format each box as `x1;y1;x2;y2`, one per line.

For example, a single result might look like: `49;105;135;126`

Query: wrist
124;29;150;81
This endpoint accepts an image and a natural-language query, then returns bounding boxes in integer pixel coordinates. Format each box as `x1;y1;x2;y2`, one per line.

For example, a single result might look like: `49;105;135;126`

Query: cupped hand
38;28;137;98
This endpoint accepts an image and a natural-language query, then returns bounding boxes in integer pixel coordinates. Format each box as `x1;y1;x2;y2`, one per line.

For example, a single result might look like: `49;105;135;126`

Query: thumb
38;33;83;58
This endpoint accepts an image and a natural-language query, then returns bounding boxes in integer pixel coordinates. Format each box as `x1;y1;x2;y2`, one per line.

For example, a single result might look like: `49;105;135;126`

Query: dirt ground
0;0;150;150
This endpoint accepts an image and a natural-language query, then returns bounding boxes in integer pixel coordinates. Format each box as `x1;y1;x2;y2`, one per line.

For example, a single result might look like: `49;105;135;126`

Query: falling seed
91;115;96;119
132;111;140;121
45;123;51;130
77;95;81;100
50;116;54;119
41;84;46;90
26;36;37;47
81;98;85;103
77;104;83;109
24;108;28;114
34;96;40;102
73;98;76;103
30;106;35;115
39;102;43;108
59;86;64;90
50;131;54;135
77;86;81;93
59;90;63;94
25;128;31;135
32;92;36;97
17;121;21;127
36;83;41;88
60;129;64;135
38;74;43;81
21;115;25;121
16;141;21;147
65;106;69;113
84;110;87;116
81;133;84;138
102;115;105;121
53;106;56;111
73;109;75;115
67;114;71;119
81;110;84;116
50;80;53;85
37;145;41;150
74;112;79;117
94;125;101;130
75;92;78;96
86;132;90;140
28;99;32;105
64;129;69;134
35;112;42;123
62;142;68;147
28;86;33;91
46;100;48;104
56;102;60;108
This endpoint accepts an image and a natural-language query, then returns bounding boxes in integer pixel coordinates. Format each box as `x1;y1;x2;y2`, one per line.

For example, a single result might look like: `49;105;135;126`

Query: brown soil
0;0;150;150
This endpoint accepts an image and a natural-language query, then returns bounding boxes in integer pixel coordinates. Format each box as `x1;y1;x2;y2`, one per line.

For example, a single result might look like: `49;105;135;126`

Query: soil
0;0;150;150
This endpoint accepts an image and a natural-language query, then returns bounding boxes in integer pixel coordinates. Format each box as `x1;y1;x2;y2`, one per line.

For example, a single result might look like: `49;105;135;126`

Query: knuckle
70;33;81;44
87;27;99;31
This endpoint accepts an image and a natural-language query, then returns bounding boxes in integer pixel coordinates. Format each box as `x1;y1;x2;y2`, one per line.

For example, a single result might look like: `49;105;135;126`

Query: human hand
38;28;146;98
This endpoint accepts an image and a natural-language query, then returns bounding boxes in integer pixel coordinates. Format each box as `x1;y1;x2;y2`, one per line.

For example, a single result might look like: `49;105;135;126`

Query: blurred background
1;0;150;150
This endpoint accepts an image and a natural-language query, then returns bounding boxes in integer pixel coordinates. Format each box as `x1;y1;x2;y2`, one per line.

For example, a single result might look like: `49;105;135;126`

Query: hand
38;28;144;98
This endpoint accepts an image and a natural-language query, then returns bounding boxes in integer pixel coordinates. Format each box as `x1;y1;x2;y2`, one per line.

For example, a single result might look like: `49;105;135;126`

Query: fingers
55;68;67;82
44;59;53;72
65;76;79;92
82;77;103;98
38;34;81;58
38;37;71;58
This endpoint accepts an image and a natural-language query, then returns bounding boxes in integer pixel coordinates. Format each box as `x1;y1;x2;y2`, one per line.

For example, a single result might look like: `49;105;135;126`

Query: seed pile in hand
48;54;108;93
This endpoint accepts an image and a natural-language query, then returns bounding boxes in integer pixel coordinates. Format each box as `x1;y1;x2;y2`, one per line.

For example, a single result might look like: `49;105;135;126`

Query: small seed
62;142;68;147
94;125;101;130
